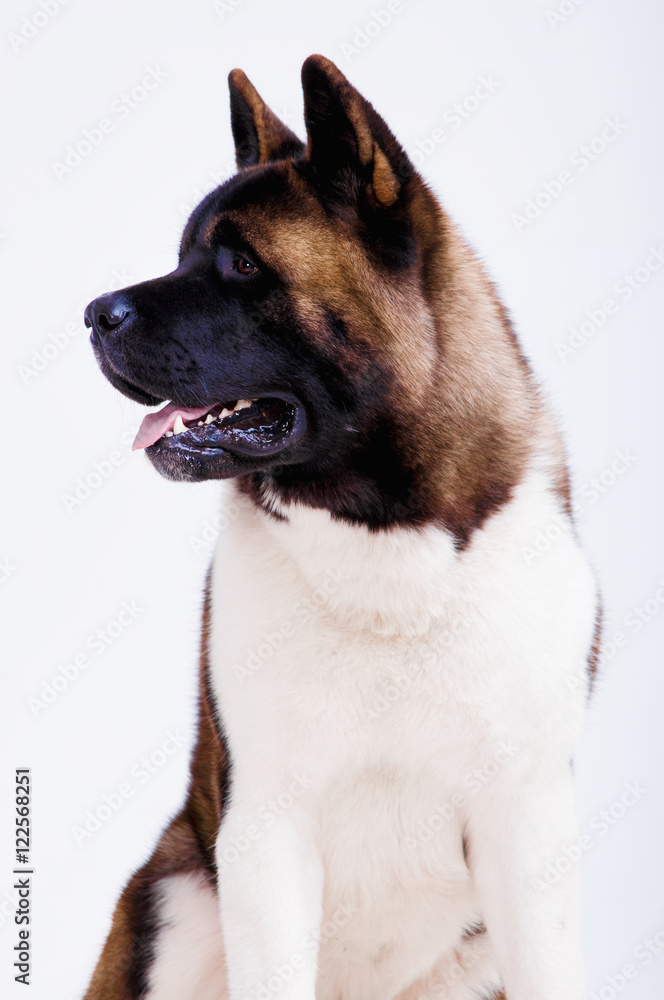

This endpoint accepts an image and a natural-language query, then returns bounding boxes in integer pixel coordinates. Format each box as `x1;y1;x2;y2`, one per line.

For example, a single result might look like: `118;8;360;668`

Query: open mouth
134;396;306;458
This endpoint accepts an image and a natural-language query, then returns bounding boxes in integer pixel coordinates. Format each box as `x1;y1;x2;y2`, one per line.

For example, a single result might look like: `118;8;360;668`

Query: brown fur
84;56;583;997
228;68;303;168
587;608;603;694
194;57;558;544
84;579;230;998
205;157;545;546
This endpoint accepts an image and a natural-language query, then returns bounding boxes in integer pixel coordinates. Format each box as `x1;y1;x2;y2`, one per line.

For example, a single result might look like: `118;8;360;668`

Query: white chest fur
208;467;597;1000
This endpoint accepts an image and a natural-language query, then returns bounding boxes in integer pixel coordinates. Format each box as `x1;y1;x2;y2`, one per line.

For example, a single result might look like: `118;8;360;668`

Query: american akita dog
83;55;600;1000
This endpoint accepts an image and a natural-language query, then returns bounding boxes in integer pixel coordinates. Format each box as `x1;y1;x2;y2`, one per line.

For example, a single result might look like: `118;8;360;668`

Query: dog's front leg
216;801;323;1000
466;763;586;1000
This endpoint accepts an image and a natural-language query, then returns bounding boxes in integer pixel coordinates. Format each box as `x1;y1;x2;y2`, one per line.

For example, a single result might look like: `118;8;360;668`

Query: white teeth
165;401;254;440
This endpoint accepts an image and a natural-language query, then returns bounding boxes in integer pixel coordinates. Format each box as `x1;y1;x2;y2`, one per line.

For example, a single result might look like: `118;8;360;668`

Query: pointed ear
228;68;305;169
301;54;411;208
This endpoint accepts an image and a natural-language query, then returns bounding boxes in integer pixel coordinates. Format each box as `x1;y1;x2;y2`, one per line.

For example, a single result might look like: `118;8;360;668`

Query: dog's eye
234;257;259;276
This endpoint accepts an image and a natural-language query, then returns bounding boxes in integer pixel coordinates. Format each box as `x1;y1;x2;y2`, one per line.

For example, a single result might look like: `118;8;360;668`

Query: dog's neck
220;450;561;638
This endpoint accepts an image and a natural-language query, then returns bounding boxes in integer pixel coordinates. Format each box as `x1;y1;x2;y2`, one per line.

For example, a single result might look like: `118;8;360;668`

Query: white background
1;0;663;997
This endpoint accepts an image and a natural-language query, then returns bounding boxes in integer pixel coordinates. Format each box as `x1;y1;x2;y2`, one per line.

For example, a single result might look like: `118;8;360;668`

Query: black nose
84;292;133;339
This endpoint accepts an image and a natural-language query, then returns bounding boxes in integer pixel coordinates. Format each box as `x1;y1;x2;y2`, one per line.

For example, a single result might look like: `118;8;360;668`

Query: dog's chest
207;478;595;995
211;573;493;992
209;476;592;783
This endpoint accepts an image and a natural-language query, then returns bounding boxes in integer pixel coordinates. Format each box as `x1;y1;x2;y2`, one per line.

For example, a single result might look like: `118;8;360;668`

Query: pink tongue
132;402;215;451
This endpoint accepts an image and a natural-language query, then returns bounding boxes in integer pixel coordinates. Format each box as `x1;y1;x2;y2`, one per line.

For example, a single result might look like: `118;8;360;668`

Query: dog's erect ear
228;68;305;168
301;54;411;209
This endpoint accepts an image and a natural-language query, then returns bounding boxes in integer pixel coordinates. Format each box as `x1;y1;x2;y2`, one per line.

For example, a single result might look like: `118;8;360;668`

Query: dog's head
86;55;536;542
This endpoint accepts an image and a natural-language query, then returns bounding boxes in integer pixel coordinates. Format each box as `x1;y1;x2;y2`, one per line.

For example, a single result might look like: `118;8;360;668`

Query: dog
83;54;600;1000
